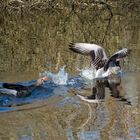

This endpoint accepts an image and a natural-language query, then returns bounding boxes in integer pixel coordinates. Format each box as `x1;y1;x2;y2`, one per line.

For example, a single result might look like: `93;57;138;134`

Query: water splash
78;67;96;80
39;66;68;85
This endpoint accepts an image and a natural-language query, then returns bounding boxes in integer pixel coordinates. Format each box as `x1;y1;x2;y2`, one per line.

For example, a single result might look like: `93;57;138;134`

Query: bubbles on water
78;67;96;80
39;66;68;85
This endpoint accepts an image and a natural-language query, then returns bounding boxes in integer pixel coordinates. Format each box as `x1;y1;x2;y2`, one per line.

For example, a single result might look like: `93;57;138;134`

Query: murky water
0;1;140;140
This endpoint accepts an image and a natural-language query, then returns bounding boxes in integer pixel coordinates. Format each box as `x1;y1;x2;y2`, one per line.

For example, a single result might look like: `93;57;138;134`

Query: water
40;66;95;85
0;66;86;109
0;67;140;140
78;67;96;80
0;1;140;140
40;66;68;85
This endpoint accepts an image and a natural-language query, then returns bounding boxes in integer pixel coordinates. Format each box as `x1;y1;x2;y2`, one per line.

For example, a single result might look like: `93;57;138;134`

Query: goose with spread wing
69;43;131;78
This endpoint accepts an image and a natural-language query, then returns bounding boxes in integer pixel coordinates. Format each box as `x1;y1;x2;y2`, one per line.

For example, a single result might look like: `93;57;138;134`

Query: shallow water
0;2;140;140
0;72;140;140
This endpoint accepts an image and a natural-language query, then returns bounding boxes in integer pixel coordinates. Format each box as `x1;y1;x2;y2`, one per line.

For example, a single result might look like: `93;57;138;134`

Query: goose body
69;43;131;78
95;66;121;78
0;76;48;97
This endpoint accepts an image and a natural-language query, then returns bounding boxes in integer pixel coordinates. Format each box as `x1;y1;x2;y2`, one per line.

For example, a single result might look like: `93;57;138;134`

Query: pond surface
0;2;140;140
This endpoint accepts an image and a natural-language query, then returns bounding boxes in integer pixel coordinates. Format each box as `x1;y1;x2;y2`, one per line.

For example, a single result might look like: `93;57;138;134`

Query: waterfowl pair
69;43;131;78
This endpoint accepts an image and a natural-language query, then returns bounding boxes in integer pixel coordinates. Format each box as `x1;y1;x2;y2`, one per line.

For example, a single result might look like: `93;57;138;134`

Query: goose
77;77;121;103
0;76;49;97
77;76;131;105
69;43;131;78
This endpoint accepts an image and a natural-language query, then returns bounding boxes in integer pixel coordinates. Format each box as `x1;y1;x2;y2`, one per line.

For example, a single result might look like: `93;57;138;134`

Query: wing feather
69;42;108;69
91;49;107;69
104;48;131;71
69;43;102;55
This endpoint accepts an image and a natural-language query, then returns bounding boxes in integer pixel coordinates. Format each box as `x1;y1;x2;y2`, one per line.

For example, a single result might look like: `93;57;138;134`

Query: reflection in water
0;74;139;139
79;76;131;105
79;130;100;140
92;77;123;99
0;1;139;77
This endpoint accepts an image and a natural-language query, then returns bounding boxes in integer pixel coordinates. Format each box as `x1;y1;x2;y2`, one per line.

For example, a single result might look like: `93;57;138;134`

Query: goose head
36;76;49;86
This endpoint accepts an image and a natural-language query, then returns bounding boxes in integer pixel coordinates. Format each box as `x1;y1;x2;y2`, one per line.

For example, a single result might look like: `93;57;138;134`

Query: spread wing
104;48;131;71
69;42;108;69
90;49;107;69
69;42;102;55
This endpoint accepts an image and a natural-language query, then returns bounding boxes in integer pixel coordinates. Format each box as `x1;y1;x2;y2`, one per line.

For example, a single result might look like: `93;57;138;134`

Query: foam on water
40;66;96;86
39;66;68;85
78;67;96;80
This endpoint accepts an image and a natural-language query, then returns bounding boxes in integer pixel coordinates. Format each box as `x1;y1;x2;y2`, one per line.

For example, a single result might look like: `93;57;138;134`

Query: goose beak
41;76;49;81
36;76;49;86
